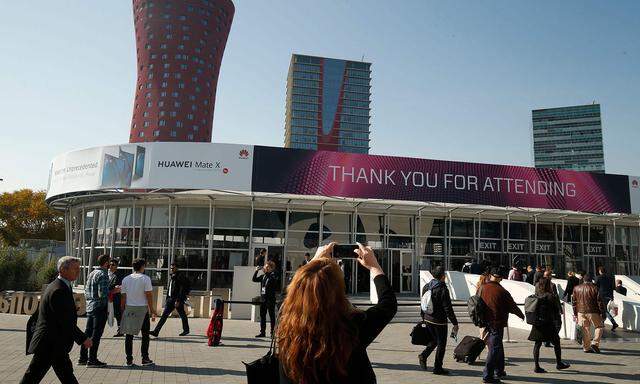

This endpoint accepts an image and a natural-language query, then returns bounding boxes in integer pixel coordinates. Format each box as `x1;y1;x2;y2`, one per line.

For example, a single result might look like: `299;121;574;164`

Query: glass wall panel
174;248;208;269
450;239;473;255
212;229;249;248
419;237;445;255
323;213;351;233
583;225;606;243
214;207;251;228
177;207;209;227
388;235;413;249
323;232;350;245
111;247;133;268
355;233;383;248
252;230;285;245
558;225;580;242
253;210;286;230
534;223;555;241
388;215;414;236
286;230;319;252
356;214;384;234
450;220;473;237
175;228;208;248
505;222;528;239
141;228;170;247
479;221;501;239
183;271;207;291
138;248;168;269
211;271;233;289
145;269;167;286
288;211;319;231
144;206;170;227
211;250;248;270
418;217;444;237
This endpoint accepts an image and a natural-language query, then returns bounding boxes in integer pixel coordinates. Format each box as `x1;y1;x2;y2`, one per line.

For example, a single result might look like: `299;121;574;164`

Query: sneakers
482;379;501;384
86;360;107;368
126;358;134;367
534;367;547;373
556;362;571;370
77;358;87;366
141;358;154;366
179;331;190;336
584;349;594;353
149;330;159;338
432;368;450;375
591;345;601;354
418;354;427;370
255;332;266;338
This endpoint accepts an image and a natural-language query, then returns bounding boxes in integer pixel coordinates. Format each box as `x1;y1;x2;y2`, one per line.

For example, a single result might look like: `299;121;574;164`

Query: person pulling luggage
418;266;458;375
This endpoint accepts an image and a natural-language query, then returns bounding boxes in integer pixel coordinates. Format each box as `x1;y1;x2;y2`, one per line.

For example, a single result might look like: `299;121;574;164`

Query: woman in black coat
528;277;570;373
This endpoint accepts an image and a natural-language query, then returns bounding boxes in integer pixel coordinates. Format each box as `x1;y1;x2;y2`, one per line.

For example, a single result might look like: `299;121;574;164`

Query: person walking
615;280;627;296
595;267;619;331
507;266;522;281
572;273;605;353
150;263;190;337
563;271;580;303
79;254;110;367
120;258;156;366
278;242;396;383
20;256;91;384
108;258;124;337
252;260;279;337
480;267;525;383
528;277;570;373
525;265;535;285
533;266;544;285
418;266;458;375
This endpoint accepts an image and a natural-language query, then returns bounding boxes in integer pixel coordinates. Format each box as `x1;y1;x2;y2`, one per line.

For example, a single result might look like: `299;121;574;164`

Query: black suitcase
453;335;485;364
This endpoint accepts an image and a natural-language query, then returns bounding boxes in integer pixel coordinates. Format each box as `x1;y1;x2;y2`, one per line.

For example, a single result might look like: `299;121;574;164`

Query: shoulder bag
244;325;279;383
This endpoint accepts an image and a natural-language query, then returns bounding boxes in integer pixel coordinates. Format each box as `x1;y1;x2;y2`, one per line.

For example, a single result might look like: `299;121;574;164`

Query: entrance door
400;250;413;292
388;249;413;293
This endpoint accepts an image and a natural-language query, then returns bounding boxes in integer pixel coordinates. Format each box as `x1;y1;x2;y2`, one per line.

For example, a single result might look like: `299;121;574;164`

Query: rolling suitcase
207;298;224;346
453;335;485;364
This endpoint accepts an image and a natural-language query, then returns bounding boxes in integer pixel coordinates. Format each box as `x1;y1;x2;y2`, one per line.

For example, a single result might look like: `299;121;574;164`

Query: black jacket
108;270;123;303
167;271;191;301
253;269;279;302
280;274;397;384
595;274;615;300
27;278;87;355
615;285;627;296
421;279;458;326
563;275;580;300
470;262;482;275
533;271;544;285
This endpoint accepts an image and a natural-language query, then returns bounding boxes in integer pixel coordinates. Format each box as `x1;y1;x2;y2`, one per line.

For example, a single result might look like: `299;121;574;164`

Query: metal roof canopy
48;189;640;227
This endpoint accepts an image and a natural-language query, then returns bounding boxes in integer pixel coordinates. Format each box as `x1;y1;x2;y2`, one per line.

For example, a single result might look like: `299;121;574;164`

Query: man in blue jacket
419;266;458;375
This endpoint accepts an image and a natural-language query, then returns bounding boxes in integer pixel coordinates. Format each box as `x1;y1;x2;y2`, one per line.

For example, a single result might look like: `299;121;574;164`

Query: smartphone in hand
332;244;359;259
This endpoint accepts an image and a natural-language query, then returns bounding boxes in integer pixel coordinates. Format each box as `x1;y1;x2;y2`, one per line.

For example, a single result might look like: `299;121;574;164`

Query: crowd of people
19;243;630;384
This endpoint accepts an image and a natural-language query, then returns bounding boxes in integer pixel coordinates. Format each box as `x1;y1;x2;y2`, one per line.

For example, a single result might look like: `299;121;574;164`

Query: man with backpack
418;267;458;375
480;267;525;383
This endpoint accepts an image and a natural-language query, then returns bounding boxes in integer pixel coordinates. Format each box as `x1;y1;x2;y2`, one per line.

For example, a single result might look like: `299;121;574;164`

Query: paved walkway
1;314;639;383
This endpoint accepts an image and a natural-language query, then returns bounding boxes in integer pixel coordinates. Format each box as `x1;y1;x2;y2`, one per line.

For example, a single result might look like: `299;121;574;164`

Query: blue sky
1;0;638;192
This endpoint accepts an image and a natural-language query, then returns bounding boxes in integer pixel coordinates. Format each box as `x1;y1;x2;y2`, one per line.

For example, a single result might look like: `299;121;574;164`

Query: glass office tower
532;104;605;173
285;54;371;153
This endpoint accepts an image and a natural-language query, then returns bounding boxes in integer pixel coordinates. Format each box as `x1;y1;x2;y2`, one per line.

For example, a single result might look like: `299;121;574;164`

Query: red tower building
129;0;234;143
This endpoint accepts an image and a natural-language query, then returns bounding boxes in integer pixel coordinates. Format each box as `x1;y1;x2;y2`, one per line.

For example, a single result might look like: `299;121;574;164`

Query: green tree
0;189;64;246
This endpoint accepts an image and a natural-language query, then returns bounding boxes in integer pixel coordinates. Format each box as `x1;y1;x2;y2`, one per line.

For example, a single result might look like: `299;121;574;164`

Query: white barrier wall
231;266;261;320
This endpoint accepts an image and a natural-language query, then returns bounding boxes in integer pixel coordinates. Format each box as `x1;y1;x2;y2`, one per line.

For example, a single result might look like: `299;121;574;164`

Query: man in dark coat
594;266;618;331
418;266;458;375
20;256;91;384
150;263;191;337
563;271;580;303
252;260;279;337
533;266;544;285
108;258;124;337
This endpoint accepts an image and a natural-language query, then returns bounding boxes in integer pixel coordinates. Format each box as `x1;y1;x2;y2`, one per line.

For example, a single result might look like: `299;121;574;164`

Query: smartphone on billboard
134;146;145;180
332;244;359;259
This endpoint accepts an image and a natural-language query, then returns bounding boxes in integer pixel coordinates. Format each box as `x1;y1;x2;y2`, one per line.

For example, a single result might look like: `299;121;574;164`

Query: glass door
400;250;413;293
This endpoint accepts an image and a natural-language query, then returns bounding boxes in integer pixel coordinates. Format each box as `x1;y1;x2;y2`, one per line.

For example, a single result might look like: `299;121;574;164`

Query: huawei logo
239;149;249;159
633;179;639;188
223;168;229;174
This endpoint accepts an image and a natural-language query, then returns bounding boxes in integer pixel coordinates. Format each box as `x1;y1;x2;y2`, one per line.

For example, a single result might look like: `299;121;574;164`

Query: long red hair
277;258;358;383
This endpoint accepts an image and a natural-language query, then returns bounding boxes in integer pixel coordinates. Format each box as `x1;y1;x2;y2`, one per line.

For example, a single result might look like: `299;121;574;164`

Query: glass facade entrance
68;199;640;294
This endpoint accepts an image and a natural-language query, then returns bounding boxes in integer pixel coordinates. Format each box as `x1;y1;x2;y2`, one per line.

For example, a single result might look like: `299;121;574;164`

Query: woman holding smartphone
277;242;397;383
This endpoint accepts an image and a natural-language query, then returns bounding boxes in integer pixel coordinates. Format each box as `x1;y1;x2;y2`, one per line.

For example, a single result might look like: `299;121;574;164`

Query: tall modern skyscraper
129;0;234;143
285;54;371;153
532;104;605;173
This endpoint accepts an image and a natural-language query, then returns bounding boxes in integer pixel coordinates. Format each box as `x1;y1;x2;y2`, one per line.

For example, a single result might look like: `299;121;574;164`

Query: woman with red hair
277;242;397;383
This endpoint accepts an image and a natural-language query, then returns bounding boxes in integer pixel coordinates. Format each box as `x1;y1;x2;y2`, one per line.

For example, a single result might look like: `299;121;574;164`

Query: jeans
483;327;505;381
80;306;108;362
420;323;448;370
154;297;189;334
260;300;276;334
125;314;150;360
603;298;618;328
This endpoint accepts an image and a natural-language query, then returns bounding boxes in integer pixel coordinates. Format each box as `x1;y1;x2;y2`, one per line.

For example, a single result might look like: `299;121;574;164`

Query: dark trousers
533;335;562;368
419;323;448;370
483;327;505;381
603;298;618;327
113;296;122;329
154;297;189;334
20;351;78;384
125;314;150;360
80;306;108;362
260;300;276;334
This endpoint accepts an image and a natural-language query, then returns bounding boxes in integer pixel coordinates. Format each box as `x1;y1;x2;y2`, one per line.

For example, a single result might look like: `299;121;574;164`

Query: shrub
0;247;59;291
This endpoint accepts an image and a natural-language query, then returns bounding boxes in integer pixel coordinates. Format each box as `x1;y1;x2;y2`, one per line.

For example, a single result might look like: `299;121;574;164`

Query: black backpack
467;295;488;327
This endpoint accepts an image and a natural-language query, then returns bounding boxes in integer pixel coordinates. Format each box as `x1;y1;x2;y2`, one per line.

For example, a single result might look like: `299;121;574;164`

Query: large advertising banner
631;176;640;214
252;146;634;214
46;143;254;199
